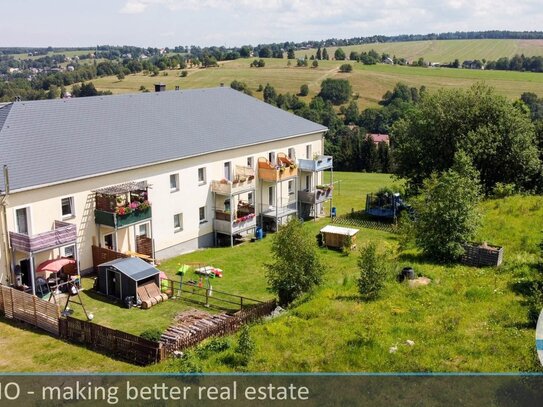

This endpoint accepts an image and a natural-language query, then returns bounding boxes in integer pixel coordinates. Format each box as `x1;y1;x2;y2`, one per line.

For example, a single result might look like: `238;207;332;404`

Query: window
61;197;74;218
247;192;254;205
305;175;311;190
199;206;207;223
15;207;29;235
137;223;149;237
173;213;183;232
288;148;296;160
268;152;276;164
198;167;206;185
170;173;179;192
224;162;231;181
63;245;75;258
306;144;312;159
247;156;254;168
288;180;294;195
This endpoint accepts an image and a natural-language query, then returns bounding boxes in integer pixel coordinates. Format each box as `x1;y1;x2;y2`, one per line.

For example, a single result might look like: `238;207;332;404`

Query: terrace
94;181;151;229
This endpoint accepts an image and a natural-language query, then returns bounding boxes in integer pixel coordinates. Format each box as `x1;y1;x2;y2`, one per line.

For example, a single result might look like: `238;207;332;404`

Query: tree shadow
335;294;360;302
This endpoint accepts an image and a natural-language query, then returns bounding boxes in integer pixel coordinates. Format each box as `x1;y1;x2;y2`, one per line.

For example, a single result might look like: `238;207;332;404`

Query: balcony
214;214;257;235
258;154;298;182
298;186;333;204
10;220;76;253
93;181;151;229
298;155;333;172
260;201;298;219
95;207;152;228
211;166;256;196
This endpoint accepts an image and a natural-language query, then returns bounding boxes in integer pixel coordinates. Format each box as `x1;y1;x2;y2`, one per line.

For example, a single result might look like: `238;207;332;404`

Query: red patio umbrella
36;258;76;275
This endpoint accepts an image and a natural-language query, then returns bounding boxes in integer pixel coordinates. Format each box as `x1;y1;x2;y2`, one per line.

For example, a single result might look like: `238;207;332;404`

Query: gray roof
99;257;159;281
0;87;327;192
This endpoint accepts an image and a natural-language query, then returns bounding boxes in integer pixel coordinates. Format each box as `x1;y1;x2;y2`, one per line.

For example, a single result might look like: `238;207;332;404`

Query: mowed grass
294;39;543;62
1;173;541;372
89;57;543;110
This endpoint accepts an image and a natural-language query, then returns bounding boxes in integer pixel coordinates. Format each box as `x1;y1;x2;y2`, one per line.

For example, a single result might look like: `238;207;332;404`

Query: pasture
89;57;543;109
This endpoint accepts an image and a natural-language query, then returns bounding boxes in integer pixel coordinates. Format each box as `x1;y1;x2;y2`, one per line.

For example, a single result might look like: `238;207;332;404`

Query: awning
36;258;76;274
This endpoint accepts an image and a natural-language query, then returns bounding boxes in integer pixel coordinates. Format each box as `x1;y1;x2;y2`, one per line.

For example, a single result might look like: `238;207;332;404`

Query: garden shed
320;225;359;250
96;257;160;302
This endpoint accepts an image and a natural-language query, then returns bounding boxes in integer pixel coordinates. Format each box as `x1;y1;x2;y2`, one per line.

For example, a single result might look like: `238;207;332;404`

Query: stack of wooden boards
159;309;234;348
137;280;168;309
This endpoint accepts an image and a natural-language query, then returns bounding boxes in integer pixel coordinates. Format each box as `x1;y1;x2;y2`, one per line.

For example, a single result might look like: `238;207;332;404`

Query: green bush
299;84;309;96
236;325;255;366
180;70;188;77
139;328;162;342
339;64;353;73
357;242;390;301
492;182;517;198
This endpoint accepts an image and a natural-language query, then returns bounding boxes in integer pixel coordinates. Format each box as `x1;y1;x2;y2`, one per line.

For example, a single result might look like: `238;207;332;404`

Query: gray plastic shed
97;257;160;301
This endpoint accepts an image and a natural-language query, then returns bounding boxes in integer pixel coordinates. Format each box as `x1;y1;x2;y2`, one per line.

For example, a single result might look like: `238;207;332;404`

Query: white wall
0;132;325;279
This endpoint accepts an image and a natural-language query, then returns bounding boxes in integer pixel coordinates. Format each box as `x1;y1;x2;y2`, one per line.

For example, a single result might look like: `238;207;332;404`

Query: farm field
0;172;541;373
89;57;543;109
294;39;543;62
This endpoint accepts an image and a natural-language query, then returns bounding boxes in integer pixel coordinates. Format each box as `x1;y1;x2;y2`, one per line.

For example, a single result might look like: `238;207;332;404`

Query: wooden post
240;296;243;311
205;288;209;307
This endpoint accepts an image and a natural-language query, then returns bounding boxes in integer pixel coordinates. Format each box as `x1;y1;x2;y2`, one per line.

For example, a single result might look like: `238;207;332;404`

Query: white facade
0;132;327;286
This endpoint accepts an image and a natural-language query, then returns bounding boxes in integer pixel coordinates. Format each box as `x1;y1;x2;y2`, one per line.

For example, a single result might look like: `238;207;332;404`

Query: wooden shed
96;257;160;302
320;225;359;250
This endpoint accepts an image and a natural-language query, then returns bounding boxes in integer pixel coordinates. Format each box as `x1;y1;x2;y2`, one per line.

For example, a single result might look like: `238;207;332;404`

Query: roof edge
7;128;328;194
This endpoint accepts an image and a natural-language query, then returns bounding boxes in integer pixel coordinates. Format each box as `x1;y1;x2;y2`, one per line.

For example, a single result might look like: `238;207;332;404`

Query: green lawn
1;172;541;372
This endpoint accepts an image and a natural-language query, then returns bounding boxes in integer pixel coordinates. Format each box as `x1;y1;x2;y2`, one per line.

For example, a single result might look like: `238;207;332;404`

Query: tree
357;242;389;301
318;78;351;105
239;46;252;58
339;63;352;73
263;83;277;105
258;47;272;58
230;80;252;96
312;60;319;68
412;152;482;262
287;48;296;59
265;219;325;305
116;71;125;81
392;83;541;193
316;47;322;60
299;84;309;96
236;325;255;366
322;48;329;60
334;48;346;60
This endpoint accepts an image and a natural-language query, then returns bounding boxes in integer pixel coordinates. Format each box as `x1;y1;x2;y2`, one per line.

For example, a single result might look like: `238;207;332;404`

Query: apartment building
0;86;332;294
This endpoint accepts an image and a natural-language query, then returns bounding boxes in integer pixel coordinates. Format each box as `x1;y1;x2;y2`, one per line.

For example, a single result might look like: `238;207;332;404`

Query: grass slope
1;173;540;372
89;57;543;110
294;39;543;62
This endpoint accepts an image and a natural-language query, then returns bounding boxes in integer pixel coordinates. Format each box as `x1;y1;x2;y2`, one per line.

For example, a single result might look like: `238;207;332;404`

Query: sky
1;0;542;48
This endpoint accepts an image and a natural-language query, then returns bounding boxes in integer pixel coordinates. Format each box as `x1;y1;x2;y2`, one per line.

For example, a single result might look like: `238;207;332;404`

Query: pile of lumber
137;281;168;309
159;309;235;349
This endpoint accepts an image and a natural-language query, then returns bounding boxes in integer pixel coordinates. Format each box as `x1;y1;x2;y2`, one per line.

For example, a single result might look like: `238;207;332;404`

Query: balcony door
15;207;30;235
268;186;275;206
104;233;117;251
224;162;231;181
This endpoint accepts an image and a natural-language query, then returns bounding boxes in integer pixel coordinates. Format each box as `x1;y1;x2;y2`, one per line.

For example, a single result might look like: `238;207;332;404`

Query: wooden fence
0;285;60;335
161;299;277;358
92;245;129;270
59;316;164;366
161;278;265;312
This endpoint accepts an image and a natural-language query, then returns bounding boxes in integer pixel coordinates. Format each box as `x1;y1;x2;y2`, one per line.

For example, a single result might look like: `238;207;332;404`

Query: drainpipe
0;165;12;285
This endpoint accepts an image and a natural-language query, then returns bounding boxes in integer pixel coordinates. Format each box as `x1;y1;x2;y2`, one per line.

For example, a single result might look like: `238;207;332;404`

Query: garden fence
0;285;60;335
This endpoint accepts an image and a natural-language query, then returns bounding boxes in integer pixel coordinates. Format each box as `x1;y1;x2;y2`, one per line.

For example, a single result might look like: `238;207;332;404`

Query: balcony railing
298;187;333;204
260;201;298;218
258;156;298;182
211;176;256;196
10;220;77;253
214;215;257;235
95;207;152;228
297;155;333;172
